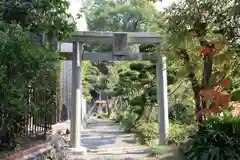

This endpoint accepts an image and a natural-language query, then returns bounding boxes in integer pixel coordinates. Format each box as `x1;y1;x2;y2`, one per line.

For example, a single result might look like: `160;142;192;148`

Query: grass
149;144;186;160
96;113;109;119
150;145;172;157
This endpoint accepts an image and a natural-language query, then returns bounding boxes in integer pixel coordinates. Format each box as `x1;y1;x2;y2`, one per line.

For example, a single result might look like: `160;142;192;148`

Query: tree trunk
180;47;214;122
193;87;203;121
106;96;111;117
180;49;202;121
135;106;145;122
111;97;119;113
201;54;213;119
120;96;123;109
146;106;154;123
201;55;213;88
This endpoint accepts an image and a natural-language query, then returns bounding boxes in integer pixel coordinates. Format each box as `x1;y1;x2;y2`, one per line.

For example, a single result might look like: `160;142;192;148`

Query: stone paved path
69;117;151;160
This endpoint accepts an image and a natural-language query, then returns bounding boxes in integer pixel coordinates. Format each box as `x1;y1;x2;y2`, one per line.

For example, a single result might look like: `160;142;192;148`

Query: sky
154;0;177;11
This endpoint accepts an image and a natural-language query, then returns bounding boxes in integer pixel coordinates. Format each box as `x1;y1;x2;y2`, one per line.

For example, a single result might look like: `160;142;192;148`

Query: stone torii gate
60;31;169;153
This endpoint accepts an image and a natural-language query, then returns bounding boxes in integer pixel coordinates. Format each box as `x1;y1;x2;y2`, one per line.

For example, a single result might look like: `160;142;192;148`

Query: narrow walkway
80;117;151;160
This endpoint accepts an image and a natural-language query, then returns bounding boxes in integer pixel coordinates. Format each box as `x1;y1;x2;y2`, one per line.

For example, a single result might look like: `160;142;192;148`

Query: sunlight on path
79;117;151;159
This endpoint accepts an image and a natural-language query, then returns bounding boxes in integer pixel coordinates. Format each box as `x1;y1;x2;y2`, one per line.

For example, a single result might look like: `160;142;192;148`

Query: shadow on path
81;117;119;149
81;136;117;149
80;117;150;159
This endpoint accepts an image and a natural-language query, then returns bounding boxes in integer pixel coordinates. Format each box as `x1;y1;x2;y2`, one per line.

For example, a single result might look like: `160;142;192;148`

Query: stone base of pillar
67;146;87;156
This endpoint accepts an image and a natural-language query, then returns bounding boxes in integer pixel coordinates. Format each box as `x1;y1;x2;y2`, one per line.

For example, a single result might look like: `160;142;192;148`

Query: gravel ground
67;117;151;160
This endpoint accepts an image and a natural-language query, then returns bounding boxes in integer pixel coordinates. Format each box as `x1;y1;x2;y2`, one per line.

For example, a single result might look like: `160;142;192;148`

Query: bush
0;27;59;147
169;103;195;124
119;110;138;132
135;122;194;147
96;113;108;119
150;145;186;160
150;145;172;156
183;113;240;160
135;121;158;146
169;123;197;142
111;109;124;123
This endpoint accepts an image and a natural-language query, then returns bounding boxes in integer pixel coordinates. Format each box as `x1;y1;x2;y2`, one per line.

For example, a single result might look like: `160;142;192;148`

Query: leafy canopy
0;0;75;40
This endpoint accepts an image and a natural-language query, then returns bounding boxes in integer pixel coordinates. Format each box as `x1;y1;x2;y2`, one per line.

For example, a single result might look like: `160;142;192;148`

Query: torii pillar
63;0;88;155
60;31;169;155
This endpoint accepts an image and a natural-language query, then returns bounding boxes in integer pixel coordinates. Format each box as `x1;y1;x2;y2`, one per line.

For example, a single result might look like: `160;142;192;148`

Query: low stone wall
8;142;53;160
7;135;68;160
7;115;90;160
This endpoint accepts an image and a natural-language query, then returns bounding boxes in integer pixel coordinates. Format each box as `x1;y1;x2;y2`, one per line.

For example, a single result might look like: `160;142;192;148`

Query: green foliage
83;1;240;159
133;121;196;147
84;63;100;89
231;89;240;101
112;110;123;123
84;0;183;126
150;145;172;157
0;0;74;150
158;0;240;117
169;103;195;124
96;113;109;119
183;113;240;160
85;0;158;32
129;96;145;106
83;0;164;106
135;121;158;146
112;60;178;123
0;0;75;40
169;123;196;142
150;145;187;160
0;26;60;143
82;61;92;100
119;108;138;132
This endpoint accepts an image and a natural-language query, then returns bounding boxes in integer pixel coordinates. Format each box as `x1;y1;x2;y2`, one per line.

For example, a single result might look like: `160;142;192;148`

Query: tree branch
168;83;183;96
216;56;239;85
179;49;202;121
179;49;200;91
199;39;214;89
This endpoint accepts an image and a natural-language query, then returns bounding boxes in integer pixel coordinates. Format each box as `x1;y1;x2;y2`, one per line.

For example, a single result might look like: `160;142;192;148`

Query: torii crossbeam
60;31;169;153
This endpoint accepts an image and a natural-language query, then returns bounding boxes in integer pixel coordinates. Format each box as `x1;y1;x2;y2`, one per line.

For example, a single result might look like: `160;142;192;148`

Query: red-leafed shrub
196;79;232;120
199;47;214;56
